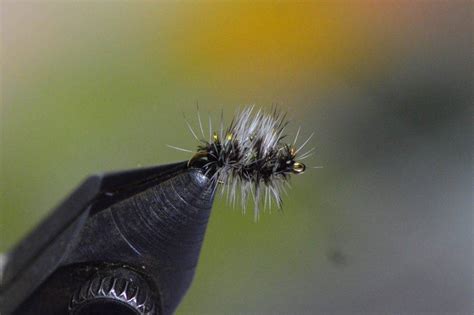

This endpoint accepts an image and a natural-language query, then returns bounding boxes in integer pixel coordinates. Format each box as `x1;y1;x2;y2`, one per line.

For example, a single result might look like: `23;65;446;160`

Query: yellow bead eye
292;162;306;174
290;147;296;158
226;133;233;141
212;132;219;143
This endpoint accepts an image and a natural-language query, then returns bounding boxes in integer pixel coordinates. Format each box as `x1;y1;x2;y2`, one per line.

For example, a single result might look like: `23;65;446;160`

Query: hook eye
188;151;208;168
292;162;306;174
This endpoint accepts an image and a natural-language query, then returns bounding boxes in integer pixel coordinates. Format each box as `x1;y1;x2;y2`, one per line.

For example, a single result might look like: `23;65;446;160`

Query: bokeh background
1;1;472;314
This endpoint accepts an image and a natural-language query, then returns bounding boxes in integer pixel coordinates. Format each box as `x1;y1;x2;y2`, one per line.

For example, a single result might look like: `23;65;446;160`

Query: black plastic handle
0;162;216;315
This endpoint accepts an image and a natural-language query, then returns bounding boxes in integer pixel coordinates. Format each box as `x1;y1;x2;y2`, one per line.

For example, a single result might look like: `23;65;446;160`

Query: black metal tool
0;161;216;315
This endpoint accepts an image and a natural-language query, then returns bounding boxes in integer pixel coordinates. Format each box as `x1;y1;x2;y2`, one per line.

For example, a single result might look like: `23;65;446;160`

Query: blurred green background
1;2;472;314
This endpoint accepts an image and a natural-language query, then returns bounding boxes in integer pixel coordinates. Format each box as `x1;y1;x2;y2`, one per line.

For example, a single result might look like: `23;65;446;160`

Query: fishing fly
169;106;314;219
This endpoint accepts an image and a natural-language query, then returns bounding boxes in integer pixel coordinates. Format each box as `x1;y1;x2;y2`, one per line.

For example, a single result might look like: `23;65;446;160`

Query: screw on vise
0;161;216;315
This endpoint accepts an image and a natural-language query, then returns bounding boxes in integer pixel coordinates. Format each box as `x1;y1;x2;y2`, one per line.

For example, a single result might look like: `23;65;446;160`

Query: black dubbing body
0;163;216;315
